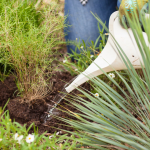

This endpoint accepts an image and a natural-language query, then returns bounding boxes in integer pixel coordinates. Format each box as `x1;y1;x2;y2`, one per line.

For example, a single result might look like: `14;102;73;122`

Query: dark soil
0;71;90;134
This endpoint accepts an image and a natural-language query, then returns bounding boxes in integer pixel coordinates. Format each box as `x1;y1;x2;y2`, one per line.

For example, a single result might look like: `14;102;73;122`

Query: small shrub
0;0;66;103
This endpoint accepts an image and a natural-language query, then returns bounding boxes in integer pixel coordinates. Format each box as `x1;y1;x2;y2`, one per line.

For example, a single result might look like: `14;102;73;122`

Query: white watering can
65;11;150;93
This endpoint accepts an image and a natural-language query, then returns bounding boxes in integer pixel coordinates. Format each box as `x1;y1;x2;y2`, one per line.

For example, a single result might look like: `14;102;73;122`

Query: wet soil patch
0;71;90;134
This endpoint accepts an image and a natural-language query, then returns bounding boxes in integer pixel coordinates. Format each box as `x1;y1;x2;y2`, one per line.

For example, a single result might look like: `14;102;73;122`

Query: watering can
65;11;150;93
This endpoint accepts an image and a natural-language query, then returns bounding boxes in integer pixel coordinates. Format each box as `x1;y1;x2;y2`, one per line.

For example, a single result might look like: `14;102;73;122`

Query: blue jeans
64;0;121;54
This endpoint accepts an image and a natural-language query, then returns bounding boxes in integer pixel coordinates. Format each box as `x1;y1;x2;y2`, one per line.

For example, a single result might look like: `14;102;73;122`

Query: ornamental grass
0;0;66;103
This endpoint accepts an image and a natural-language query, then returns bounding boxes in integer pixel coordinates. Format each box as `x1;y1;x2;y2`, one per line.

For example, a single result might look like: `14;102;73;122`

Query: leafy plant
0;101;79;150
60;6;150;149
62;23;107;75
0;0;66;103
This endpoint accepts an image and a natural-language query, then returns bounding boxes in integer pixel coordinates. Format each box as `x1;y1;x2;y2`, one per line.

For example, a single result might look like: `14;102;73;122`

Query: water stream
40;76;77;124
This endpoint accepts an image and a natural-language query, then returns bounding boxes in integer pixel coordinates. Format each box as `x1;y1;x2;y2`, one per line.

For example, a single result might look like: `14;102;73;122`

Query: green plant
0;0;66;103
59;7;150;149
0;58;12;82
62;23;107;75
0;101;79;150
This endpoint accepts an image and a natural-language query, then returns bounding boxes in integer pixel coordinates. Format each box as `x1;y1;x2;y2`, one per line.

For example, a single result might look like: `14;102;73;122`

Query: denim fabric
64;0;122;54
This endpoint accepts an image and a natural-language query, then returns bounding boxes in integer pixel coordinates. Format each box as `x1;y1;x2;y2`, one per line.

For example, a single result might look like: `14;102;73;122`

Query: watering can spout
65;11;148;93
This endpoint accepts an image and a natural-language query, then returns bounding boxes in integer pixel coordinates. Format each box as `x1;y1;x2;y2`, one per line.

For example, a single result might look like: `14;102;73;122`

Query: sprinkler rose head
65;11;150;93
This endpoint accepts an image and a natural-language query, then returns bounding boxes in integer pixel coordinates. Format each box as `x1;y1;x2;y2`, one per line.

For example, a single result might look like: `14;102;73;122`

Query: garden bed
0;71;90;134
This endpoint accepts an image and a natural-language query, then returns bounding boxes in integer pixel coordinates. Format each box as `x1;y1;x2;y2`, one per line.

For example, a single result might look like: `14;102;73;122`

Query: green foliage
0;101;78;150
61;8;150;149
0;0;43;31
62;23;107;75
0;0;66;102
